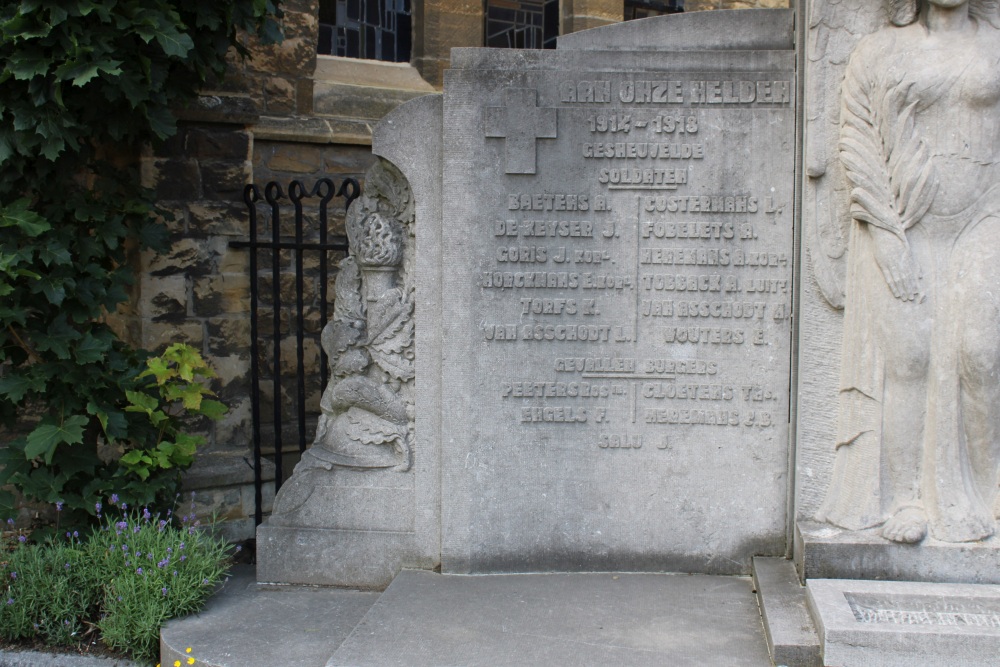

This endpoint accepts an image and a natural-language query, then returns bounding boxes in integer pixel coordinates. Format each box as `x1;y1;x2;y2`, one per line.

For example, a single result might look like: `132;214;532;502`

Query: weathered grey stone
558;7;794;50
440;37;795;575
796;520;1000;585
326;570;772;666
797;0;1000;564
257;93;443;588
160;565;379;667
808;578;1000;667
752;557;822;667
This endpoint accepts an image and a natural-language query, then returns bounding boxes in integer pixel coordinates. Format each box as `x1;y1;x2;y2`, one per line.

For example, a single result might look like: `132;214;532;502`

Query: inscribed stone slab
808;579;1000;667
326;570;772;667
440;44;796;574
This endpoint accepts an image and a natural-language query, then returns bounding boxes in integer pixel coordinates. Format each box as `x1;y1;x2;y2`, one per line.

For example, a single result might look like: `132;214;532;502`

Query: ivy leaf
1;199;50;236
124;389;158;414
74;332;109;364
154;28;195;59
142;355;173;384
0;373;40;403
25;415;89;463
8;54;48;80
198;399;228;420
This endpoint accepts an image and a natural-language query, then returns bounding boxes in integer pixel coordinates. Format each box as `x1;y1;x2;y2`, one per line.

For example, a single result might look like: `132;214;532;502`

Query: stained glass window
484;0;559;50
624;0;684;20
318;0;412;62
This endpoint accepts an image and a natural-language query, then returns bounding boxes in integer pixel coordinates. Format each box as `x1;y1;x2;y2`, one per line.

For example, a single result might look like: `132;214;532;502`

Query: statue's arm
838;38;931;302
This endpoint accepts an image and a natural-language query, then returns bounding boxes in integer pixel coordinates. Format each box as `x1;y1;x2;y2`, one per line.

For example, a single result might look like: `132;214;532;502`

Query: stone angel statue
813;0;1000;544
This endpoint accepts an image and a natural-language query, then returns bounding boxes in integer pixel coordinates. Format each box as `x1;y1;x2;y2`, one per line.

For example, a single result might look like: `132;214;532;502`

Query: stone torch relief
812;0;1000;544
270;159;415;522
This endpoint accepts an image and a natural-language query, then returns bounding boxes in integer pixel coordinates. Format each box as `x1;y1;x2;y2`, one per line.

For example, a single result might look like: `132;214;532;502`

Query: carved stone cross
484;88;557;175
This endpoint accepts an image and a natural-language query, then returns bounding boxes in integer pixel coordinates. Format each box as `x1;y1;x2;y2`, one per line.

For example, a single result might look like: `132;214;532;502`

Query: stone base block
256;523;432;589
807;579;1000;667
796;521;1000;584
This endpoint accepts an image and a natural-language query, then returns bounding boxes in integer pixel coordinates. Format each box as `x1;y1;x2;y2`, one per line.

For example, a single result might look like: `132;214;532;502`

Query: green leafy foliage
0;505;234;661
0;2;280;529
0;345;228;526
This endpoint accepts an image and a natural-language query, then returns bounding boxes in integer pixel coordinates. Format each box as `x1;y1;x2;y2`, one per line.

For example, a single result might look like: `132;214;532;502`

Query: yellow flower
174;661;180;667
187;659;195;665
186;648;192;653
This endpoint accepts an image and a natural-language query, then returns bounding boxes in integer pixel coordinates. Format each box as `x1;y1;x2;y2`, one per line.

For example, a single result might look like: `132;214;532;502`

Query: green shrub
0;343;227;531
1;498;232;662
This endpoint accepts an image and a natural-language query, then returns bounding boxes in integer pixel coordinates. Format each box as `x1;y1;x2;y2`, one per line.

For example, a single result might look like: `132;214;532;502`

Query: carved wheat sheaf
839;63;938;236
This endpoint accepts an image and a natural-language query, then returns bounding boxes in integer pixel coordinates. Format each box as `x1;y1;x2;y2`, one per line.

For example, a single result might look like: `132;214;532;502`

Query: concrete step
162;566;775;666
752;557;822;667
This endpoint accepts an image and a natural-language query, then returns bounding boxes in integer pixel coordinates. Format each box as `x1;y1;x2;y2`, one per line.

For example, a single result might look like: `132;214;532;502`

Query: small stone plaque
808;579;1000;667
440;44;795;573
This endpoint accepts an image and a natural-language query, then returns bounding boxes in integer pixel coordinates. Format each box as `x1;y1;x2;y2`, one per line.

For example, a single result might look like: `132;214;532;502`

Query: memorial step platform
807;579;1000;667
161;565;776;666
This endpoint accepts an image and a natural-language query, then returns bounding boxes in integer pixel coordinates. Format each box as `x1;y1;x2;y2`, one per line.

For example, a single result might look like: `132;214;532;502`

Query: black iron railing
233;178;360;525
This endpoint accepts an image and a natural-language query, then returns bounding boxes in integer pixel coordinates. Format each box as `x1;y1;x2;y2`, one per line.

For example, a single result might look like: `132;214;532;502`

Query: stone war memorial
246;3;1000;666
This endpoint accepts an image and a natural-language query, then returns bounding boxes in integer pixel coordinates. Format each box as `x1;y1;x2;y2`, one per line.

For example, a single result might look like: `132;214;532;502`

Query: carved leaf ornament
839;65;938;238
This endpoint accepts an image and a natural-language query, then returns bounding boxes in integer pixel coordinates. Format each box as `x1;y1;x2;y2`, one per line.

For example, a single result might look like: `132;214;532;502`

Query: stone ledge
174;93;259;125
252;115;375;145
796;521;1000;584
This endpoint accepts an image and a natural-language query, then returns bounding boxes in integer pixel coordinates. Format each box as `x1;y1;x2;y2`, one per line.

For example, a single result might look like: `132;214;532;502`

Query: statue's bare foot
881;506;928;543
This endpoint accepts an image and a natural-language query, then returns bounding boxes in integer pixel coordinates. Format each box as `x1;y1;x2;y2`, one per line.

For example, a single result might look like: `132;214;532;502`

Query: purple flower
122;545;128;552
147;553;153;561
179;555;186;562
18;536;25;543
166;548;172;554
172;570;178;577
161;587;168;596
179;542;185;550
6;599;13;605
136;567;143;575
55;501;63;512
6;518;14;526
95;502;102;514
115;521;127;533
64;563;70;570
65;531;71;539
142;507;151;521
235;545;243;552
158;520;167;531
72;531;78;538
132;525;140;534
202;578;209;585
158;558;170;568
110;494;119;505
10;572;16;580
121;502;127;510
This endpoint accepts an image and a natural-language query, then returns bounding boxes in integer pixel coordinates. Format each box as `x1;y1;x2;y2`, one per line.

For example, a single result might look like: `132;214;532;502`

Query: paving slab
807;579;1000;667
327;569;772;666
752;557;821;667
159;565;379;667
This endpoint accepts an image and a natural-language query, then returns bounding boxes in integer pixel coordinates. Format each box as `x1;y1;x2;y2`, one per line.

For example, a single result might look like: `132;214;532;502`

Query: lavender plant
0;496;232;662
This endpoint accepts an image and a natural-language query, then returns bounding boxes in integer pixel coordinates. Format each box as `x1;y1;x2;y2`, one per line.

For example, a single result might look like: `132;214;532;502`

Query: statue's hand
869;226;922;301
